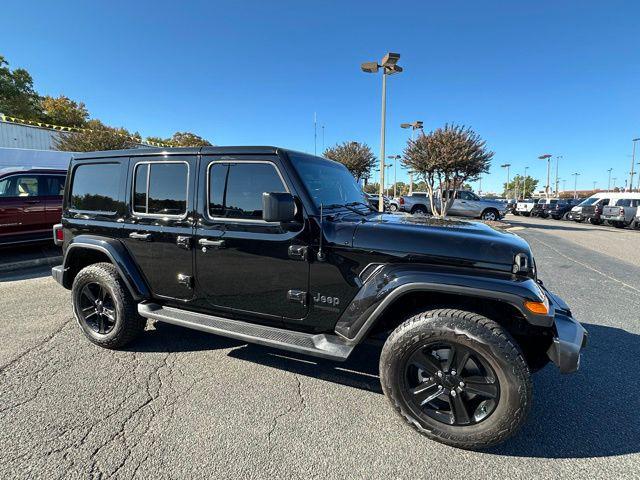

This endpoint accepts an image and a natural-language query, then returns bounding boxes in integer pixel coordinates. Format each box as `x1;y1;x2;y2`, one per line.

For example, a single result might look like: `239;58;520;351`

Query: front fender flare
334;264;553;344
61;235;150;300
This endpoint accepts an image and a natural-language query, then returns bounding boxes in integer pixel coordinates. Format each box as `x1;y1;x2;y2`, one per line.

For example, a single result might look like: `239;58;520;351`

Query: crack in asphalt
266;375;307;456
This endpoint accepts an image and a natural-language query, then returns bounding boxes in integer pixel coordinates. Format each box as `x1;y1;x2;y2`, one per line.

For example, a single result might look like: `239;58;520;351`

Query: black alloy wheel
78;282;117;335
402;342;499;426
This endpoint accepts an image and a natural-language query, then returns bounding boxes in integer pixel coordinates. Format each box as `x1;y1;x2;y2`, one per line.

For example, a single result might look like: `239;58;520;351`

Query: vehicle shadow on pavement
490;322;640;459
228;341;384;393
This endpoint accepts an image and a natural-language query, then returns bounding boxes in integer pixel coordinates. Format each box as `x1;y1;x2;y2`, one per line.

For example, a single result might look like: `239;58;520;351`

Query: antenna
317;203;326;262
314;112;317;155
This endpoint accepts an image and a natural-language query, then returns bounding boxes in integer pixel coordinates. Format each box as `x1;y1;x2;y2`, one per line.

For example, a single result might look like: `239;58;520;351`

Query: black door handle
129;232;152;241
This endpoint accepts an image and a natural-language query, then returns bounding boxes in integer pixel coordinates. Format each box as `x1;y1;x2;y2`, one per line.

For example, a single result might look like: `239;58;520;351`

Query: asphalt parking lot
1;220;639;479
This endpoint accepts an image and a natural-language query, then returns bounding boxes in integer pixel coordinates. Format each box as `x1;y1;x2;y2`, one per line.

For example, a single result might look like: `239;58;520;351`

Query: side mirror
262;192;296;223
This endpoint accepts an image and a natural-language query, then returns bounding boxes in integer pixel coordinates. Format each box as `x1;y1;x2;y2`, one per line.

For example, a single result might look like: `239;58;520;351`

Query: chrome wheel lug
451;370;457;376
437;371;443;377
450;390;457;397
459;381;465;387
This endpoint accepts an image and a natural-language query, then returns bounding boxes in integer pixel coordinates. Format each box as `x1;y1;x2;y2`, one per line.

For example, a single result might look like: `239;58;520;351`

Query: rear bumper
543;288;587;373
52;265;66;287
602;215;624;222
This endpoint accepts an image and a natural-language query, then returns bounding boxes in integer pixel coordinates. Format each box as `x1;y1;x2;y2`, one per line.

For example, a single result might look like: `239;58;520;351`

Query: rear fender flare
61;236;150;300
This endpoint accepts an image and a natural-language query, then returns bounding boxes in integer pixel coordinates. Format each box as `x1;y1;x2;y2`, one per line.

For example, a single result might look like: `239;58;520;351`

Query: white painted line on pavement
530;236;640;296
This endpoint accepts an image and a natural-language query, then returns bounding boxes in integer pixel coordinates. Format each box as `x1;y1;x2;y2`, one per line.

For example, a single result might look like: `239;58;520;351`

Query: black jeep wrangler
52;147;586;449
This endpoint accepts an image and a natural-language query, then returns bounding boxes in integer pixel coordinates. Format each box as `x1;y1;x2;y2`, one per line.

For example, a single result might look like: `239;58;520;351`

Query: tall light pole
612;177;617;190
631;138;640;192
401;121;423;195
523;166;529;199
384;162;393;196
539;154;552;198
387;155;401;197
572;172;580;199
593;181;597;191
500;163;511;198
607;168;613;191
554;155;562;195
362;52;403;212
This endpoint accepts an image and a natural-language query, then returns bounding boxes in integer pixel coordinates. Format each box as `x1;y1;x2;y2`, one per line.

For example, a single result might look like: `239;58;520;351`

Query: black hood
350;213;532;273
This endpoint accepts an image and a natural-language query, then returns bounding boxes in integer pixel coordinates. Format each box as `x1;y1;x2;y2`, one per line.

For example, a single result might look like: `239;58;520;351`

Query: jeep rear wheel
379;309;531;449
72;262;146;349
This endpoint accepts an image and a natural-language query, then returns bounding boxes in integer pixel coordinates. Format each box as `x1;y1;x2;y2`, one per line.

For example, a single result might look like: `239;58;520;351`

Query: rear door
193;156;310;322
122;156;197;301
0;175;21;241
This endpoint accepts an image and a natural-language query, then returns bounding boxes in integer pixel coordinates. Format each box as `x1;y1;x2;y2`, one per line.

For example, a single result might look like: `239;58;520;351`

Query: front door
122;156;197;301
194;157;310;321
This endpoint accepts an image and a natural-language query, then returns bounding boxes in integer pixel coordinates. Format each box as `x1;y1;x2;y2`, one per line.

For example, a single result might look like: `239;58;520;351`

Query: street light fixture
387;155;401;197
361;52;403;211
523;166;529;199
401;121;423;194
500;163;511;198
538;154;552;198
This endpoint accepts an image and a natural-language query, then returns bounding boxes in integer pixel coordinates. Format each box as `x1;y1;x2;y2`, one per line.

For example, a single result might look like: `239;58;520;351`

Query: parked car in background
365;193;390;211
515;198;538;216
567;193;606;222
398;190;506;220
549;198;582;220
505;199;517;214
578;197;611;224
0;167;66;245
530;198;557;217
601;195;640;228
396;192;429;214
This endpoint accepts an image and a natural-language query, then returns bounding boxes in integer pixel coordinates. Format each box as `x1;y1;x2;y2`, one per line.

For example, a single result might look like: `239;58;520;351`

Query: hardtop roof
71;146;284;161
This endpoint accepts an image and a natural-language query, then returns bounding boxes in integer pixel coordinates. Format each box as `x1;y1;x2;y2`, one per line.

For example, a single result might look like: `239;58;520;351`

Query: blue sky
3;0;639;193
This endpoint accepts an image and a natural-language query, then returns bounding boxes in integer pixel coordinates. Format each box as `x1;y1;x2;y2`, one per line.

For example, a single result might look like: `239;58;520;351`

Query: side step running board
138;303;354;361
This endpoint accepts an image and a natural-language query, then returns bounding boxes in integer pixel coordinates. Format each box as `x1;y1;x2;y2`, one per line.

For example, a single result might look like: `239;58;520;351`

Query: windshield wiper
346;201;378;213
322;203;367;217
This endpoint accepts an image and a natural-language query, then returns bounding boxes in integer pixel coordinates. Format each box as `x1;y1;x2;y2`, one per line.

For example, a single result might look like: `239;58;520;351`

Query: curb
0;256;62;274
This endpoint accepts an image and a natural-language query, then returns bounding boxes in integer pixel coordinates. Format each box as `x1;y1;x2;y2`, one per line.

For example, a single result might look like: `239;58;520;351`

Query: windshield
579;197;599;206
289;153;368;208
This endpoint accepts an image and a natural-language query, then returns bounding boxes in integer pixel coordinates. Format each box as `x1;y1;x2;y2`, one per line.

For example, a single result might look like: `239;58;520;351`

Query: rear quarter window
70;162;122;212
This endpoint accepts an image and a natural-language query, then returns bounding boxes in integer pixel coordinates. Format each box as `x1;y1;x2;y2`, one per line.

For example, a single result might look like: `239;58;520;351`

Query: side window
209;162;287;220
0;176;15;197
14;176;39;197
458;191;474;201
70;163;121;212
133;162;188;216
44;175;66;196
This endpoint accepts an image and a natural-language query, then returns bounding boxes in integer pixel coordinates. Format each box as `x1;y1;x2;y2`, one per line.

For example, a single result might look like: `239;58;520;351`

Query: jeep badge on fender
51;146;586;450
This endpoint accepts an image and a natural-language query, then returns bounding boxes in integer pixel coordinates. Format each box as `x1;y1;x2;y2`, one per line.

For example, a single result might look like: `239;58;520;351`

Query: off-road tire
72;262;146;349
379;308;532;450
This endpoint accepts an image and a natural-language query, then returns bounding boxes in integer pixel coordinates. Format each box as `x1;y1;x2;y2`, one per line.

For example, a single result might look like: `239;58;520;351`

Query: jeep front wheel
72;262;146;349
379;309;531;449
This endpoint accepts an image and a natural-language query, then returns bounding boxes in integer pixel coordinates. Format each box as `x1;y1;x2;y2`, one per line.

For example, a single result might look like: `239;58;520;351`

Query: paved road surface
1;220;638;479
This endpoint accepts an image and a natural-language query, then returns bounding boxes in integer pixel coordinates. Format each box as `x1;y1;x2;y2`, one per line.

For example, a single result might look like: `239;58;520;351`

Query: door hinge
177;273;193;289
287;289;308;307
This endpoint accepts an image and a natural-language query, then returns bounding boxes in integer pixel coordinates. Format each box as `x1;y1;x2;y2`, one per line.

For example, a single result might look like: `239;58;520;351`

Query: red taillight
55;228;64;242
399;197;405;205
620;207;625;215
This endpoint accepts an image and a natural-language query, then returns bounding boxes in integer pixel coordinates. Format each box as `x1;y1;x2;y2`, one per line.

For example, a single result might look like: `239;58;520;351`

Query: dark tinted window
618;199;631;207
209;162;286;219
133;162;188;216
70;163;121;212
43;175;66;196
133;164;148;213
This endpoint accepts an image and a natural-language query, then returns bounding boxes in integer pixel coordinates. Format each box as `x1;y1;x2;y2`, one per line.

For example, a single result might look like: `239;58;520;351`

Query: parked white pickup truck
515;199;538;216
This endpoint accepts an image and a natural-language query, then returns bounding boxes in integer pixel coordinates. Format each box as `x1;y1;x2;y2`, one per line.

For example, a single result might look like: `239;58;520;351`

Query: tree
147;131;212;147
40;95;89;127
503;175;538;199
55;119;141;152
363;182;380;194
323;141;377;182
0;55;42;120
403;124;493;218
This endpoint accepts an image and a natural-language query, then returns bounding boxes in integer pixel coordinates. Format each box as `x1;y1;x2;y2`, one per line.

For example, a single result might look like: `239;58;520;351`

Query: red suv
0;168;67;246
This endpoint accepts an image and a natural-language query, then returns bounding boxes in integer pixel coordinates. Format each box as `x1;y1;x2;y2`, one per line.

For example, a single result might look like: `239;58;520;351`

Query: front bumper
543;287;587;373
